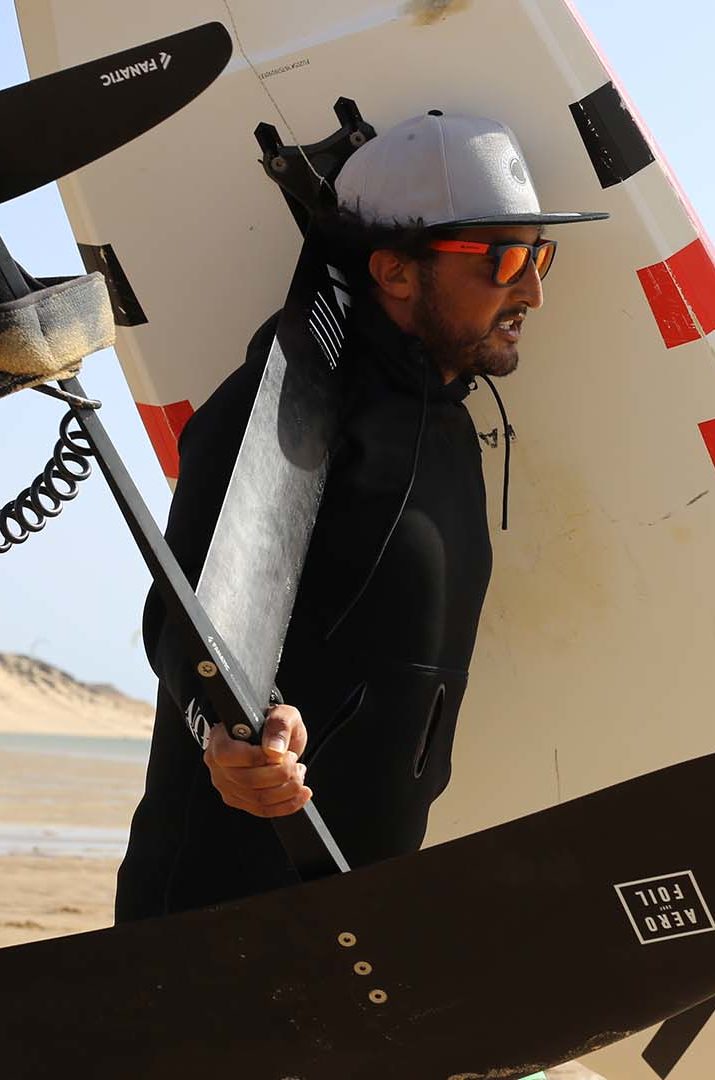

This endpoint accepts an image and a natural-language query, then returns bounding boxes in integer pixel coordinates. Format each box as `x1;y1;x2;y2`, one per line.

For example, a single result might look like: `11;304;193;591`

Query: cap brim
434;211;610;228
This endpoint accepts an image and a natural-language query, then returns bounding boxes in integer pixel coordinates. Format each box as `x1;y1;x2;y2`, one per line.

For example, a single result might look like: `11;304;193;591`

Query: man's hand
204;704;312;818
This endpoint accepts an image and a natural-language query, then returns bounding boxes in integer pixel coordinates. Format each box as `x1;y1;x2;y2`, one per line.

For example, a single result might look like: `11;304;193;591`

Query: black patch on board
78;242;148;326
643;999;715;1078
570;81;655;188
615;871;715;945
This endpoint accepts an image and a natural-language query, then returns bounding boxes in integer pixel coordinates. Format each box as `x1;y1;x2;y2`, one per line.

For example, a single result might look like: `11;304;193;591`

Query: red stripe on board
698;419;715;469
638;238;715;349
668;239;715;335
136;399;194;479
637;261;698;348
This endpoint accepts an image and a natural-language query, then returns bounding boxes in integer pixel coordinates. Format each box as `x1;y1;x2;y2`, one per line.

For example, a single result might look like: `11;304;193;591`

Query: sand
0;855;121;948
0;653;152;950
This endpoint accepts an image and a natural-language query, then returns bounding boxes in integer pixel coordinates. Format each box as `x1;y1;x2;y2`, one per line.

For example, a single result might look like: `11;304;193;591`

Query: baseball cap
334;111;609;229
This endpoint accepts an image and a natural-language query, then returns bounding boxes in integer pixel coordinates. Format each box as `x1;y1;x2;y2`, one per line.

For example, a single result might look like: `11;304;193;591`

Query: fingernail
298;764;307;782
266;735;287;754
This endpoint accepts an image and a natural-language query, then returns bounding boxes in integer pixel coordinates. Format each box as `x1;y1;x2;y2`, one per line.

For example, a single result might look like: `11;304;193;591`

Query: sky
0;0;714;703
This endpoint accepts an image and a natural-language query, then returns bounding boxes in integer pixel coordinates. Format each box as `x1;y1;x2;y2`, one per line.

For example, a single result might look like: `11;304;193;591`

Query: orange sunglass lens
495;242;556;284
535;242;556;278
495;246;530;285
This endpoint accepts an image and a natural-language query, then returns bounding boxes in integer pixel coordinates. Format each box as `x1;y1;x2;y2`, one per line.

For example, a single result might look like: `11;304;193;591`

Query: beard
411;262;521;380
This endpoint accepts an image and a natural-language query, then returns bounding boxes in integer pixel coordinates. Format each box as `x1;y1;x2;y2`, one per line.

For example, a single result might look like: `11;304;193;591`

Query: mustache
491;305;528;330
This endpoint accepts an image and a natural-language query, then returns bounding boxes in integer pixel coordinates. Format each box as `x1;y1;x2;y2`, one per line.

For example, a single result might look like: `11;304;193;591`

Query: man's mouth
493;313;525;342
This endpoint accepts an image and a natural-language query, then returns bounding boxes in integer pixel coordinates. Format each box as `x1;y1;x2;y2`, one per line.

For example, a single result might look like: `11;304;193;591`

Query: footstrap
0;271;115;397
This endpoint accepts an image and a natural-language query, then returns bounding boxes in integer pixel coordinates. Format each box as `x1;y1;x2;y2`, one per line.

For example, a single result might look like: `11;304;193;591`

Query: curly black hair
314;205;446;293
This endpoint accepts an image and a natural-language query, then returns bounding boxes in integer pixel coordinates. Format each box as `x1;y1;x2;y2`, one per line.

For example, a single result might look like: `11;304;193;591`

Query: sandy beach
0;654;151;950
0;854;122;948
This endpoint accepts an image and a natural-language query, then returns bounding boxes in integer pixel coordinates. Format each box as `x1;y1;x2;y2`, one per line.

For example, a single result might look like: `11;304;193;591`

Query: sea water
0;731;150;765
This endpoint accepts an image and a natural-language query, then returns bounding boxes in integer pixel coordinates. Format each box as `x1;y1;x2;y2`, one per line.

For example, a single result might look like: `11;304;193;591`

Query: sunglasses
429;238;558;287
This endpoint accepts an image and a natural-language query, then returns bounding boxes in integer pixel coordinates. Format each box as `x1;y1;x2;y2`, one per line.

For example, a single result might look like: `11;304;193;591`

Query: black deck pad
4;753;715;1079
78;242;148;327
0;22;232;205
569;80;655;188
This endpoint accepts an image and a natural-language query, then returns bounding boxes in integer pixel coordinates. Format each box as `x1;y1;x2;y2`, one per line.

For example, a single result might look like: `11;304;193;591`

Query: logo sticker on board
615;871;715;945
100;53;174;87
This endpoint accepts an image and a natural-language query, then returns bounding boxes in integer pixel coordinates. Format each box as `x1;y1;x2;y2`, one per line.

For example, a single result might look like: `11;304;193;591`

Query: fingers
237;787;313;819
209;763;313;818
261;704;308;761
215;762;313;818
204;716;312;819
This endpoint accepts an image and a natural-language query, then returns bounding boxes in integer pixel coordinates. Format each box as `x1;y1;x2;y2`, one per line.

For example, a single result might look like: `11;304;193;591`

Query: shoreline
0;726;151;739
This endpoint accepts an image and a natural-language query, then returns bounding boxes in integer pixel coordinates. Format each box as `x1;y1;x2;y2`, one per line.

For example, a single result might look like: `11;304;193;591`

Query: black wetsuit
115;297;493;921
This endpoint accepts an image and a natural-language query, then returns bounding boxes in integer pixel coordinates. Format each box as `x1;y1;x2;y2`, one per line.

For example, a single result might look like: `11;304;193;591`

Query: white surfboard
14;2;715;1076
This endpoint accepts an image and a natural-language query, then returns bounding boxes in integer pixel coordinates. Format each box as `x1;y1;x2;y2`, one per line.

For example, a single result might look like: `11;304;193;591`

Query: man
115;112;606;921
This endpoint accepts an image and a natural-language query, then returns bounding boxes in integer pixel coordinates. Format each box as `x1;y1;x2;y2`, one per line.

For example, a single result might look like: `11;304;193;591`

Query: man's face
409;225;546;382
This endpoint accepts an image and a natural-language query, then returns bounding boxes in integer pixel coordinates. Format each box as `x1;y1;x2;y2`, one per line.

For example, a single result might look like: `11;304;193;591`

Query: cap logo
509;156;527;185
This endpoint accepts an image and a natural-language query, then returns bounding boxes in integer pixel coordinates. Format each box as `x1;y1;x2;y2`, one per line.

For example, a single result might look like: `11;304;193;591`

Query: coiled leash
0;406;98;554
0;240;112;553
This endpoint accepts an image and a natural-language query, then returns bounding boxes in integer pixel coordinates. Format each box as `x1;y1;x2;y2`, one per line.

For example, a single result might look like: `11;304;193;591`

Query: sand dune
0;653;154;738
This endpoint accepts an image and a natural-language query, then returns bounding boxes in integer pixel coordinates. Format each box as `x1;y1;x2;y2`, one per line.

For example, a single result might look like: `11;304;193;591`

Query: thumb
261;708;292;759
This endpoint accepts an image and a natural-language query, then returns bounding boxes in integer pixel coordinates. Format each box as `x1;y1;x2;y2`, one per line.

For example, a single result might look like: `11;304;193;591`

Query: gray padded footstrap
0;271;115;397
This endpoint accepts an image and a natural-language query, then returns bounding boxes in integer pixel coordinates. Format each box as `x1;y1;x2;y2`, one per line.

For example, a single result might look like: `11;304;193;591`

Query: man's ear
368;249;418;300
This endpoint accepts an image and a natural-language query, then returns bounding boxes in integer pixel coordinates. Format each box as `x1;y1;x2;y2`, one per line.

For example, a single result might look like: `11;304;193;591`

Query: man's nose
515;258;544;309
